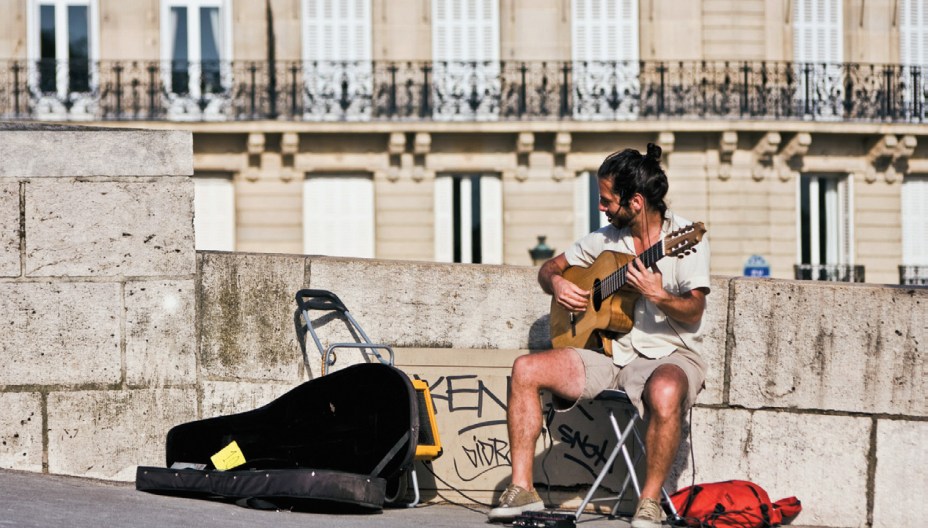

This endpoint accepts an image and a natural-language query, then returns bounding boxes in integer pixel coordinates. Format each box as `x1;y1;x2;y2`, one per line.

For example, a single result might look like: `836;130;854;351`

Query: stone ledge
0;128;192;177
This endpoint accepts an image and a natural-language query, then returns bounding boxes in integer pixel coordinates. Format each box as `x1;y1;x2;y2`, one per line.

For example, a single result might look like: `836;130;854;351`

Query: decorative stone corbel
751;132;781;181
515;132;534;182
555;132;572;155
414;132;431;155
517;132;534;154
388;132;406;155
278;133;299;182
718;131;737;180
281;132;299;155
888;134;917;183
865;134;897;183
657;132;675;164
247;132;265;155
553;132;571;182
776;132;811;181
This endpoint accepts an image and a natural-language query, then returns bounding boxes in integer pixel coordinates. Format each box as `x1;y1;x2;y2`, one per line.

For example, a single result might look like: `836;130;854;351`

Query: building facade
1;0;926;284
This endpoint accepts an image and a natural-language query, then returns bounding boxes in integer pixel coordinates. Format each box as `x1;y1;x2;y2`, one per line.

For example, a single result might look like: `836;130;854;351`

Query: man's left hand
626;257;667;304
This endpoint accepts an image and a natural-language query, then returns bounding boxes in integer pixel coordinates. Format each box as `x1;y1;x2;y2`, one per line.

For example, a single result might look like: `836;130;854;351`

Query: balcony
794;264;866;283
2;59;928;123
899;265;928;286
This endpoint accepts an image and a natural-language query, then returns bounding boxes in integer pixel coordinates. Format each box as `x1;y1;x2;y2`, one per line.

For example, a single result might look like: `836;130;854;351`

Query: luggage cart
295;289;442;507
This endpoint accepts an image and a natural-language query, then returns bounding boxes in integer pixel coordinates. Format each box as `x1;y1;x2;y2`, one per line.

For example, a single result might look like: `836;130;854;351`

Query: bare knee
511;348;584;397
643;365;688;420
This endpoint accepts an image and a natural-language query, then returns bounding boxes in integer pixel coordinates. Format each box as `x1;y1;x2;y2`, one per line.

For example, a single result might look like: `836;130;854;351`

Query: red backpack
669;480;802;528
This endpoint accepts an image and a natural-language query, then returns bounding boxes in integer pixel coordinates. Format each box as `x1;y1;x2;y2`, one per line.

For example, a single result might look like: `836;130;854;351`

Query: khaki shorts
552;348;707;419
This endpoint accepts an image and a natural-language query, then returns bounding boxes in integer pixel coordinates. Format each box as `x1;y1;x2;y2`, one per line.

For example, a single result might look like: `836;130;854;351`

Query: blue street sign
743;254;770;277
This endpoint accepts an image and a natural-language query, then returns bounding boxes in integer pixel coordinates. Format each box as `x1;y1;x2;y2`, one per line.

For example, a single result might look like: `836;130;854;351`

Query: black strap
370;431;411;477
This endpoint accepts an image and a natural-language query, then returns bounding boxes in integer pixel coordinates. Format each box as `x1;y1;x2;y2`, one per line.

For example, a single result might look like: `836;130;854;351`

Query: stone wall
0;124;925;528
0;124;196;480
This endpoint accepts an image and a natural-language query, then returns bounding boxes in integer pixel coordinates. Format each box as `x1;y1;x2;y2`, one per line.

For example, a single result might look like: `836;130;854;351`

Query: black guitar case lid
136;363;418;511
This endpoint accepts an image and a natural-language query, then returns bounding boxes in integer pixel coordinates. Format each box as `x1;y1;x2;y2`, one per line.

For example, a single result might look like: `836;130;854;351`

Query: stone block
0;282;121;385
125;280;196;386
0;129;192;177
873;419;928;528
25;178;195;277
0;182;19;277
0;392;43;472
200;380;296;419
728;279;927;416
306;257;550;350
677;408;870;527
700;276;730;405
198;252;306;381
47;388;197;481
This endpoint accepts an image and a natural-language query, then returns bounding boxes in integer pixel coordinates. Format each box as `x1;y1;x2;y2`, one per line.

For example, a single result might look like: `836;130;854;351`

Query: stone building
1;0;926;284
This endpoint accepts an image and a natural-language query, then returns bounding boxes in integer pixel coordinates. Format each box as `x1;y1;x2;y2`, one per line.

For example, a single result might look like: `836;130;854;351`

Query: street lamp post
528;235;555;266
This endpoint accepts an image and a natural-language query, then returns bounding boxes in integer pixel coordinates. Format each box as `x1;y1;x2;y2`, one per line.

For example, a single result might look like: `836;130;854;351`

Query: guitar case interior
136;363;418;511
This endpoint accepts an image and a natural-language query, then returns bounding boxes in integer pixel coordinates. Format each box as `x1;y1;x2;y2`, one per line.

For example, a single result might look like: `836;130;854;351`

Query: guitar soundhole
592;278;602;311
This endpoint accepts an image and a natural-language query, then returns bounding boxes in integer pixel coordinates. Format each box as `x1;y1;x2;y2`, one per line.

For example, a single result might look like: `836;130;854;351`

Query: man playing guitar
488;144;711;528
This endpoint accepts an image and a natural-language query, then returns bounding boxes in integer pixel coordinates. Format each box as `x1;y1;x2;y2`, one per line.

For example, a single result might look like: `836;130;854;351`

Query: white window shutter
193;175;235;251
303;174;375;258
432;0;498;62
900;0;928;67
434;175;454;262
480;175;503;265
902;176;928;264
303;0;370;61
572;0;638;63
794;0;842;63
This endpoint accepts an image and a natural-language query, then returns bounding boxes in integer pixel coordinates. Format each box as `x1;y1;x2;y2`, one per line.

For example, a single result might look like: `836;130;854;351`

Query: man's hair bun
646;143;662;160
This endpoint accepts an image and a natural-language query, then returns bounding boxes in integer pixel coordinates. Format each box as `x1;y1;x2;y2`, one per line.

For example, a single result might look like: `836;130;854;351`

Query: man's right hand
551;274;589;313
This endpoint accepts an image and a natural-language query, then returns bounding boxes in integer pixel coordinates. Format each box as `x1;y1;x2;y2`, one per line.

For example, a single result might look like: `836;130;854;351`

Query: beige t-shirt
563;212;711;366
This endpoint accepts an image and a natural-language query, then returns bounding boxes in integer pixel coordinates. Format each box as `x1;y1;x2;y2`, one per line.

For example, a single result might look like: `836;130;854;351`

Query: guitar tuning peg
692;248;697;253
678;254;685;259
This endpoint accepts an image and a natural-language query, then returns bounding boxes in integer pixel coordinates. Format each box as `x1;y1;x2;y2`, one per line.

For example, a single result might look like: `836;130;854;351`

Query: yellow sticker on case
210;440;246;471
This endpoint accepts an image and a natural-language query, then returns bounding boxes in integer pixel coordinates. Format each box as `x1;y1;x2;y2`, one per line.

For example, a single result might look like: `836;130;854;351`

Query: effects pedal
511;510;577;528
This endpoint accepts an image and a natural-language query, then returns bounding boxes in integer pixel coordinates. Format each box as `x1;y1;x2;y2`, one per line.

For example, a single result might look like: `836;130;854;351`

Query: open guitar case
135;290;422;512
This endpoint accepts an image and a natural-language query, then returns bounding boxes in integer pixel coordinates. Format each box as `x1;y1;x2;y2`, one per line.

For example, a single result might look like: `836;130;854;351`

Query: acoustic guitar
549;222;707;350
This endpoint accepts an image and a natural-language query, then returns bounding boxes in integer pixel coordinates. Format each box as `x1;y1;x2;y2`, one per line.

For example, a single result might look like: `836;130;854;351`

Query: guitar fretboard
595;240;665;300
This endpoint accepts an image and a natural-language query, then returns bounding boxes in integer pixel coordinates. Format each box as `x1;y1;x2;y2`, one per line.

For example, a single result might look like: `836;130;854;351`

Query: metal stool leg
573;412;639;519
576;390;682;523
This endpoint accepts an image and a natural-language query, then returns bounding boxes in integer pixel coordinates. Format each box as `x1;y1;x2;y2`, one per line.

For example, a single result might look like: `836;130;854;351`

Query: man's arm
626;257;707;326
538;253;589;313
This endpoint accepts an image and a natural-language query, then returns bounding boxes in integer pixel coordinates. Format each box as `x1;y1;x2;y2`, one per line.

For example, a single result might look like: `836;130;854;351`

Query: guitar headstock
663;222;707;258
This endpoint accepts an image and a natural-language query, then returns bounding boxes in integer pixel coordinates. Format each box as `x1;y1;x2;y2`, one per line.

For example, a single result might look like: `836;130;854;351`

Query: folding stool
573;389;681;523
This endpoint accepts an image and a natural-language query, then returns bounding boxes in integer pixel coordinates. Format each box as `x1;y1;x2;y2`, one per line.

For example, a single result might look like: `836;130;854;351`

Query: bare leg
639;364;688;501
508;348;586;490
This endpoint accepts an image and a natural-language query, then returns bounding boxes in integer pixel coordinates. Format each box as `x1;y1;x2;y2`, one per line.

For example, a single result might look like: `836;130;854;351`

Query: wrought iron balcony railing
794;264;866;283
899;265;928;286
3;59;928;123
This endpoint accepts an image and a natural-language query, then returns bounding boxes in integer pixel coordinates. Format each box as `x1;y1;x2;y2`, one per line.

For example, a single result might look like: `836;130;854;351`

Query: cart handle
295;289;348;313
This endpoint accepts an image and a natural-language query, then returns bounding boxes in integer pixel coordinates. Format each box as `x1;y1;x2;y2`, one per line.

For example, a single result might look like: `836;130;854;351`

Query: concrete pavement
0;470;640;528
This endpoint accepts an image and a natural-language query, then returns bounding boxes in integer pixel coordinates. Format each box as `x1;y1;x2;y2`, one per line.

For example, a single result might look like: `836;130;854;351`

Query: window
901;175;928;265
303;174;375;258
431;0;500;120
193;173;235;251
160;0;231;99
434;174;503;264
301;0;372;120
792;0;843;117
798;173;852;266
571;0;639;119
573;170;607;240
899;0;928;118
27;0;97;100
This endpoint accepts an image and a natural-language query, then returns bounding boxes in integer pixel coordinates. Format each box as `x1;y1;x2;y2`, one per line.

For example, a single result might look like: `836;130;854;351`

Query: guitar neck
600;241;665;299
